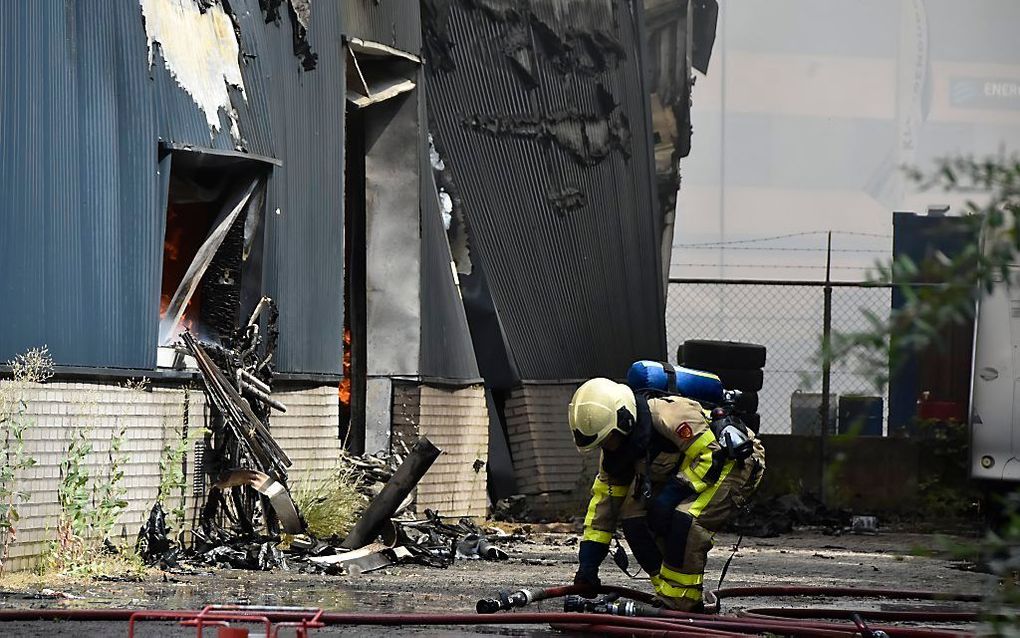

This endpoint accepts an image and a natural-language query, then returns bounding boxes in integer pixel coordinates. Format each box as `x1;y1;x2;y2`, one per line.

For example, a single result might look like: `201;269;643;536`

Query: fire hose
475;583;658;613
0;605;976;638
0;584;985;637
0;608;809;637
711;585;982;630
477;583;984;637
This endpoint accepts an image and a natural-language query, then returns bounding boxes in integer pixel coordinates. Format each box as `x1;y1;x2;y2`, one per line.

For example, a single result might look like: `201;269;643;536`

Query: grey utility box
790;391;837;436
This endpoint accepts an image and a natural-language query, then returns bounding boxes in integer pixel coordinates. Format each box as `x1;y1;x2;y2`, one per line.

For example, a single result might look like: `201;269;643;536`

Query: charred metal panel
169;0;346;374
423;0;665;383
645;0;718;292
141;0;247;136
419;87;482;382
340;0;423;54
364;94;422;377
244;0;346;375
257;0;318;71
690;0;718;74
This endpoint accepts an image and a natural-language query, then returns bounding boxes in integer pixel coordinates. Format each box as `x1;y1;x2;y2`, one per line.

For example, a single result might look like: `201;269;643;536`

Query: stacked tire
678;340;766;434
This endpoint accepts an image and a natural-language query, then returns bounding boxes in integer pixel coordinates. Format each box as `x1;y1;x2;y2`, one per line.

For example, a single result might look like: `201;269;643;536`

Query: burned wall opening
341;40;424;454
342;105;368;454
158;149;270;353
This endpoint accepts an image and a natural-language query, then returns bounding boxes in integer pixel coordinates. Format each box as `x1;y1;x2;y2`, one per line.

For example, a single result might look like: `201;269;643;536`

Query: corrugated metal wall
241;1;347;375
340;0;423;54
0;0;347;375
1;0;663;382
420;86;482;382
423;0;666;382
0;2;162;369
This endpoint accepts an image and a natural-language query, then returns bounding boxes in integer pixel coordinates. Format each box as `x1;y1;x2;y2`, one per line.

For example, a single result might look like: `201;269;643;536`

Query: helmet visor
573;406;635;450
615;406;635;435
572;428;599;448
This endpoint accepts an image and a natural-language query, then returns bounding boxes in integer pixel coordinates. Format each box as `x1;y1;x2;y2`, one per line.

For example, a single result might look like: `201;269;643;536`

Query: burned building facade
421;0;716;514
0;0;703;563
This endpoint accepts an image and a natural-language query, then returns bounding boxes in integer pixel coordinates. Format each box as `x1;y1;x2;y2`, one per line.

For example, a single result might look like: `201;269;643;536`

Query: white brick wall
3;382;207;571
505;382;596;519
392;384;489;519
270;385;343;483
417;385;489;519
1;379;341;571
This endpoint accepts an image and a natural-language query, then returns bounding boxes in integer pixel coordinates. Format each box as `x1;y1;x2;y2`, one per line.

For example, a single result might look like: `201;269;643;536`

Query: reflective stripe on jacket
581;396;719;545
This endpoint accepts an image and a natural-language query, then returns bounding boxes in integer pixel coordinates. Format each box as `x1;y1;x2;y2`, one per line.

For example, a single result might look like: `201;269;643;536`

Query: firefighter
568;377;765;611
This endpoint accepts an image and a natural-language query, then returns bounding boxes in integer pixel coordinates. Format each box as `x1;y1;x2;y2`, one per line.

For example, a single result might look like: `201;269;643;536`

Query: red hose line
317;612;752;635
741;607;979;623
0;607;977;638
712;586;982;603
647;607;973;638
547;584;973;635
551;622;747;637
0;609;781;636
504;584;968;638
0;608;899;637
654;613;858;638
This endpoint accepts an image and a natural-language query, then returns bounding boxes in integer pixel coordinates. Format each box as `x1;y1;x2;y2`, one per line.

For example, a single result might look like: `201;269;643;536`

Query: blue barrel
837;396;883;436
627;360;723;404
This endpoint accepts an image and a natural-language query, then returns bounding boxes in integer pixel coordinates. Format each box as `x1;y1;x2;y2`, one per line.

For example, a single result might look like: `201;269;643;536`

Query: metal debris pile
339;444;413;506
139;297;304;570
291;510;520;575
137;314;521;573
290;438;516;574
493;495;531;522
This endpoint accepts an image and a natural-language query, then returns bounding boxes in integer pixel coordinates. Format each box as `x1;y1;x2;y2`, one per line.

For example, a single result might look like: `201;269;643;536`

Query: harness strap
661;362;679;393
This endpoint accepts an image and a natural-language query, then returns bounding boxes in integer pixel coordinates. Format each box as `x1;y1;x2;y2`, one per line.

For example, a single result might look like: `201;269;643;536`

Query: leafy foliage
913;419;981;521
983;492;1020;632
828;153;1020;386
0;347;53;575
827;153;1020;628
46;386;133;576
157;413;206;539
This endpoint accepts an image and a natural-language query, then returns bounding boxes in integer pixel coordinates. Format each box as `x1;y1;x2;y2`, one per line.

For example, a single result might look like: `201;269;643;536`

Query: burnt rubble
141;296;301;570
138;322;517;573
297;510;518;575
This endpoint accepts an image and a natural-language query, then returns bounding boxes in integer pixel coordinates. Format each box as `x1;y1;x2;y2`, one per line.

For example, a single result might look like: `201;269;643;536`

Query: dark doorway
342;106;368;454
158;149;268;351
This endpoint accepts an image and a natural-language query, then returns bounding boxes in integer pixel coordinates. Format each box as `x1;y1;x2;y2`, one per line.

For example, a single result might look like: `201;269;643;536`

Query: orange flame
339;327;352;405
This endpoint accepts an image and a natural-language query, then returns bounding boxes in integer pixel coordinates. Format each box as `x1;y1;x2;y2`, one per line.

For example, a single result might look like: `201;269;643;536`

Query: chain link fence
666;279;892;435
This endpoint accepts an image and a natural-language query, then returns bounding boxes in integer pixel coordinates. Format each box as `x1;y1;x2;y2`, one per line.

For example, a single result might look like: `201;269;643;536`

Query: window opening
158;149;269;364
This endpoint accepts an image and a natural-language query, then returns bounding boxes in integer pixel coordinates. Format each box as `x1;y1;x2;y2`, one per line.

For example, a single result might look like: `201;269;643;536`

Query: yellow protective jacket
581;395;721;545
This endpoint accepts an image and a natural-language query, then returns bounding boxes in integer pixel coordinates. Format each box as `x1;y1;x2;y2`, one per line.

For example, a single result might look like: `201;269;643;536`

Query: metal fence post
819;232;833;505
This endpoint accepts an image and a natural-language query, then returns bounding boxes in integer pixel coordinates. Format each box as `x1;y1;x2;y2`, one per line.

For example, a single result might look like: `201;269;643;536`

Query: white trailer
970;266;1020;482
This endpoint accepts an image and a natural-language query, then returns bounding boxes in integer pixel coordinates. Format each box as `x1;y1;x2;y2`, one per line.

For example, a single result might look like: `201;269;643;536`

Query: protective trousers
621;455;763;611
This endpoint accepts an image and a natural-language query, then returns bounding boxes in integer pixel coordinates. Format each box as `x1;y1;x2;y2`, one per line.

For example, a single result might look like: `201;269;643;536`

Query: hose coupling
476;589;533;614
564;595;638;616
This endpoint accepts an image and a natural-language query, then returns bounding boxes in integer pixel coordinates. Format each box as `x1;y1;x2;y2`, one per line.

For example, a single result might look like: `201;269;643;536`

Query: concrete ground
0;528;995;636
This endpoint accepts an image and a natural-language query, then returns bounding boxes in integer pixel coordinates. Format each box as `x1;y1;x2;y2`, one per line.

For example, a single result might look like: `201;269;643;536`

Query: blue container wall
838;396;884;436
888;213;976;434
0;2;162;369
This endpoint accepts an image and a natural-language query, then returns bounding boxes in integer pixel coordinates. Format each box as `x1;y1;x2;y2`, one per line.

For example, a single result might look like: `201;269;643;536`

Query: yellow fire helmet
568;378;637;451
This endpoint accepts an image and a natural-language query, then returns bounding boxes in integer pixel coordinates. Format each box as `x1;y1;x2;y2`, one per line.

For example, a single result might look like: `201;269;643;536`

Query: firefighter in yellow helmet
568;378;765;611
